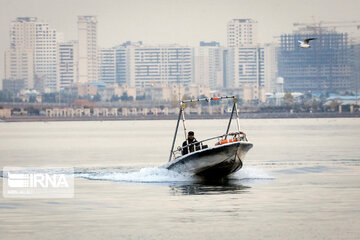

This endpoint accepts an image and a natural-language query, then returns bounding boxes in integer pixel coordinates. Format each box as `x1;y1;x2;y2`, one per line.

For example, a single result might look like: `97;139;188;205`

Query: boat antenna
181;102;190;154
225;97;240;139
168;102;185;162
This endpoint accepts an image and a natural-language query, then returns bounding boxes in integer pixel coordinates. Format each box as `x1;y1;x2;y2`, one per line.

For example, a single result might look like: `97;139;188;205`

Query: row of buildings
3;17;360;103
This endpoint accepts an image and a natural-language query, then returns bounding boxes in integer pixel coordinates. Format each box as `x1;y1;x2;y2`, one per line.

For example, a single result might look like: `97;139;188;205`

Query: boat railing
168;96;242;162
171;131;248;159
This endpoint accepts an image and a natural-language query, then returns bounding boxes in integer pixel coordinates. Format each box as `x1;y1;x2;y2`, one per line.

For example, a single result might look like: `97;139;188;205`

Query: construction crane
293;20;360;33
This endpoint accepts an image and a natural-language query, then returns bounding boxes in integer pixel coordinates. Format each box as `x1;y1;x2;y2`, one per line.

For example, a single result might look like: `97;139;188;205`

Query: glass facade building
278;32;352;92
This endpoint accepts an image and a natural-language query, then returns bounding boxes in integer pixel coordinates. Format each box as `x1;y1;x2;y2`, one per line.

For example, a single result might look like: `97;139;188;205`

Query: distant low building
71;99;95;108
143;83;208;102
144;84;184;102
0;109;11;118
98;83;136;101
75;82;99;96
243;84;266;103
185;83;210;98
2;79;25;93
18;89;42;102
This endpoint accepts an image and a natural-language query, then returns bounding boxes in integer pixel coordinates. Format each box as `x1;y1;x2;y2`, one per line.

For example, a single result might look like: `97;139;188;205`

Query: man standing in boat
182;131;200;155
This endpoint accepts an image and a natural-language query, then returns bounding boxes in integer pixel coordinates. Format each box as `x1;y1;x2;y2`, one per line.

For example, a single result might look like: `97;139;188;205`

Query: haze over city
1;0;360;80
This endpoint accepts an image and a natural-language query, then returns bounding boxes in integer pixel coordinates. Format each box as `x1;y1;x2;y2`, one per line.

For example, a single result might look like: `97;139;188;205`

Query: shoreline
2;112;359;122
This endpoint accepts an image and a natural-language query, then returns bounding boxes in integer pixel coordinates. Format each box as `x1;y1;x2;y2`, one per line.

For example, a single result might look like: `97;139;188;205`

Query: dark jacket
182;138;200;155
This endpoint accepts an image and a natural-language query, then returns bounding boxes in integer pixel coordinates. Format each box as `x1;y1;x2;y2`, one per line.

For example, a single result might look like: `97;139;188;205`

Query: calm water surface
0;118;359;240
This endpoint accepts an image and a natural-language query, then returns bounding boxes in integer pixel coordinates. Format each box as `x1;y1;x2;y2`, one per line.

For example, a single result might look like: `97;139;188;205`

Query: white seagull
298;38;317;48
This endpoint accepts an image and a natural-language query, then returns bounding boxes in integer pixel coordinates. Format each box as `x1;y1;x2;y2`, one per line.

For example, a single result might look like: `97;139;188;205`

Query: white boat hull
164;141;253;178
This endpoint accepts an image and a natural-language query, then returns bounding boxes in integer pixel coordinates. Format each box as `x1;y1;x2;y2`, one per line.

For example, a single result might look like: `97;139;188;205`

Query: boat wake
76;167;194;183
75;166;273;183
230;166;273;180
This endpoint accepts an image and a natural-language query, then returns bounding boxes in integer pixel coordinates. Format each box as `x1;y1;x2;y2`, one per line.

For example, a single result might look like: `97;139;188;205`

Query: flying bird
298;38;317;48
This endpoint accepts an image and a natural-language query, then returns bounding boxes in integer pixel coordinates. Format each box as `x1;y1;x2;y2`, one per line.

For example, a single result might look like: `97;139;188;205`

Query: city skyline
1;0;360;81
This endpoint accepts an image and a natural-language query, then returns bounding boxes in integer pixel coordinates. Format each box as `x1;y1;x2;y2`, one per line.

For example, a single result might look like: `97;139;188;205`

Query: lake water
0;118;359;240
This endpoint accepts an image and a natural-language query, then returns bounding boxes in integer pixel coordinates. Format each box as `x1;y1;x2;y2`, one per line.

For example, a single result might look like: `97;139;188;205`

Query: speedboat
164;96;253;178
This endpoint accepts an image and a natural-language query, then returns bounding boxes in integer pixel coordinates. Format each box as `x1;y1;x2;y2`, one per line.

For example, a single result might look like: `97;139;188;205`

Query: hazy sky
1;0;360;78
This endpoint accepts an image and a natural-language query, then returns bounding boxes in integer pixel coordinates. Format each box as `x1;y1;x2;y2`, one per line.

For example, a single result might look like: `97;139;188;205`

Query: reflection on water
169;178;251;195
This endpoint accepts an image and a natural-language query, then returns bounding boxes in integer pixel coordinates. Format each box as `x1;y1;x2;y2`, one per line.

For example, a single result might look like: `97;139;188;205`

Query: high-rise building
194;41;224;89
114;41;143;86
57;41;78;89
350;42;360;93
98;48;116;85
226;46;265;88
264;43;278;93
5;17;58;92
227;19;258;47
78;16;98;83
278;31;352;92
4;48;34;89
222;49;231;88
126;44;193;88
34;22;58;92
114;46;128;86
225;18;266;102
